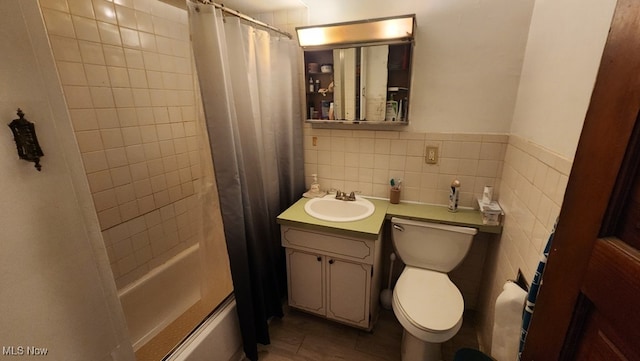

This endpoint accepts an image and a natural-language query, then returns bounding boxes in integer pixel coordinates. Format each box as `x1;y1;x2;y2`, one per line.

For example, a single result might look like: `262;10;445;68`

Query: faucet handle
335;190;343;199
348;191;356;201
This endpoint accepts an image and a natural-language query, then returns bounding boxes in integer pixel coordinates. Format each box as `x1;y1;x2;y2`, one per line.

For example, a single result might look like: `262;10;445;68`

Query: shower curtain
187;2;304;360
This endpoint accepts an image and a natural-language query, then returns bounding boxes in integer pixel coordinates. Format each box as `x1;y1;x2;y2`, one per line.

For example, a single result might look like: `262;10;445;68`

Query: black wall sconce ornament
8;108;44;171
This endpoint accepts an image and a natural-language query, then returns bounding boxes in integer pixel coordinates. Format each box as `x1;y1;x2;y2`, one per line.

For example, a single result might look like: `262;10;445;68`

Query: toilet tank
390;217;478;272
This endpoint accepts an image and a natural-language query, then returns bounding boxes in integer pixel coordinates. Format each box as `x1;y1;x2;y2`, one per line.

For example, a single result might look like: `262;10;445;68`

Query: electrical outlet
425;146;438;164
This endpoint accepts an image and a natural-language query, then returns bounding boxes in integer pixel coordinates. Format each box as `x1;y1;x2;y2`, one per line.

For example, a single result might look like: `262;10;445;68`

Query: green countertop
276;197;502;240
386;203;502;234
277;197;390;240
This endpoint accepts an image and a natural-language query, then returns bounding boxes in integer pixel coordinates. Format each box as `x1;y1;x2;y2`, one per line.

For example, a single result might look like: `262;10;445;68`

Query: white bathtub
118;244;242;360
167;296;244;361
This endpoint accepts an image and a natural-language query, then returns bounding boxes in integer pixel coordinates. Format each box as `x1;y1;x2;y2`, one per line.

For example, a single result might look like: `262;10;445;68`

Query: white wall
510;0;616;159
476;0;616;352
304;0;535;134
0;1;134;360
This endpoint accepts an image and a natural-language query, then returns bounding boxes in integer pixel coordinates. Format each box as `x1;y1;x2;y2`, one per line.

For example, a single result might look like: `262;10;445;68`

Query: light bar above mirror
296;14;415;49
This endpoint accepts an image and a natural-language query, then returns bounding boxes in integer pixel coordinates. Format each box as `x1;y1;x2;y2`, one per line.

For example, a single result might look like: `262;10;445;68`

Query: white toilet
390;217;478;361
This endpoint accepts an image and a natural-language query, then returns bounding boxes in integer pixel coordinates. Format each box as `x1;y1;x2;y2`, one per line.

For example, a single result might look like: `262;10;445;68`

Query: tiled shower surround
39;0;208;288
303;125;508;207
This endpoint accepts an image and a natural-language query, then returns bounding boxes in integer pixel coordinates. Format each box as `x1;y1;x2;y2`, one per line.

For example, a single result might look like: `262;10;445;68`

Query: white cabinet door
326;258;371;328
286;249;325;316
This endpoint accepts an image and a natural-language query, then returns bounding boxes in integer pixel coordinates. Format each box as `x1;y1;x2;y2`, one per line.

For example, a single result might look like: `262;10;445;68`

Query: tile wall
252;7;308;114
39;0;209;288
303;125;508;207
251;8;308;38
303;126;508;311
476;134;571;350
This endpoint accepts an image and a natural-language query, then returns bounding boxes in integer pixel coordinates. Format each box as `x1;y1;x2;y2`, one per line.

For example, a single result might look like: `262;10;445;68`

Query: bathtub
166;296;244;361
118;244;242;360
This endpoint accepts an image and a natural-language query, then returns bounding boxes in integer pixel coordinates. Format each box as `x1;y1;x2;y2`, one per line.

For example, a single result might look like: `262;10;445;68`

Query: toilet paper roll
491;281;527;361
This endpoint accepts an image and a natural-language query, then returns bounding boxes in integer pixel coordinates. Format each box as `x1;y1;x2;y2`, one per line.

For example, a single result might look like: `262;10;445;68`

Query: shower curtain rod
197;0;293;39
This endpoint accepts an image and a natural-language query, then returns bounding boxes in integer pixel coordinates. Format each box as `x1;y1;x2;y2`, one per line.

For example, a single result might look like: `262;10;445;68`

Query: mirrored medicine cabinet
296;14;415;128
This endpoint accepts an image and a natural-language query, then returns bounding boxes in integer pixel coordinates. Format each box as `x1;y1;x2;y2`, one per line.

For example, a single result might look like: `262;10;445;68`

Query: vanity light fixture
296;14;415;49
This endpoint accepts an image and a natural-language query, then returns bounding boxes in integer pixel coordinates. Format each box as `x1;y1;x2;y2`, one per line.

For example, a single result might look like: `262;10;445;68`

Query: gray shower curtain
187;2;304;360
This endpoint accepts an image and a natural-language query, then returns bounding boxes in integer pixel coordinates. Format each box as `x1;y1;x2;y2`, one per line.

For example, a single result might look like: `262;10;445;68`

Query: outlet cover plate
425;146;439;164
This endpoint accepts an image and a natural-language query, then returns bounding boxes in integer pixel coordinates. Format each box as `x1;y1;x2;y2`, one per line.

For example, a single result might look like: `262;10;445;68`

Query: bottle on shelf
315;79;320;92
309;77;314;93
448;178;460;212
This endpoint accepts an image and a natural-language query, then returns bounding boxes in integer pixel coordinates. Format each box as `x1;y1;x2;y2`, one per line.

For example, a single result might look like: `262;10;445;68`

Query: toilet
390;217;478;361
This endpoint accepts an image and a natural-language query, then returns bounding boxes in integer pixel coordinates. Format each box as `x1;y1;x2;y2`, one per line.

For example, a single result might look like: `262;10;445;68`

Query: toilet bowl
390;217;477;361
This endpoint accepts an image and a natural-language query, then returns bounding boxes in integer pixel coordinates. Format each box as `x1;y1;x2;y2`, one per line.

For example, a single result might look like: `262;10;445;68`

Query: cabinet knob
317;256;322;262
329;259;334;265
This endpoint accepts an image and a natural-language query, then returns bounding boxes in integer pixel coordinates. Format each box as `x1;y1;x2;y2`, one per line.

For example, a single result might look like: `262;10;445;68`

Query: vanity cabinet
281;226;382;330
326;257;372;328
286;249;326;315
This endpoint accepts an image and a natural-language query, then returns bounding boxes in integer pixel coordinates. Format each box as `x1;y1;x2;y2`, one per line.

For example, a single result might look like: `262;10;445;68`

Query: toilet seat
392;266;464;343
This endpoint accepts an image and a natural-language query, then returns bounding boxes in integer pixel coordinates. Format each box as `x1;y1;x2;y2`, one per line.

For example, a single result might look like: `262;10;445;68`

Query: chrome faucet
335;190;357;201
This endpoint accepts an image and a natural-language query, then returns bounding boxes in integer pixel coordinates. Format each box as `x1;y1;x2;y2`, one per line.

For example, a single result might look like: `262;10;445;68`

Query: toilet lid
394;267;464;333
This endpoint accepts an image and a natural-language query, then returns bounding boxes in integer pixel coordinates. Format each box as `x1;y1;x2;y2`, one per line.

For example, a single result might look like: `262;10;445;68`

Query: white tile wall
251;7;308;38
40;0;209;288
303;125;508;208
476;134;572;350
102;195;203;288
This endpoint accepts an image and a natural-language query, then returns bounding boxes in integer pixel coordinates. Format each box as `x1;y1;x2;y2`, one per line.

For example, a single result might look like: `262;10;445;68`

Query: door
286;249;325;316
326;257;371;328
521;0;640;359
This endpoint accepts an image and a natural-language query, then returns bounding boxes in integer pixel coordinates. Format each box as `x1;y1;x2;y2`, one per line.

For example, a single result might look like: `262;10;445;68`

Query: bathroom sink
304;195;375;222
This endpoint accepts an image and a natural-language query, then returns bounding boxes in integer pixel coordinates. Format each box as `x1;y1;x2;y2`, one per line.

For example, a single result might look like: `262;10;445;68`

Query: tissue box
477;199;503;226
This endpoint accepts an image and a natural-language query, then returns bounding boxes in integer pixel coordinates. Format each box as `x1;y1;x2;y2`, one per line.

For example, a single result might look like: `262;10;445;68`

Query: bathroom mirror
297;15;415;126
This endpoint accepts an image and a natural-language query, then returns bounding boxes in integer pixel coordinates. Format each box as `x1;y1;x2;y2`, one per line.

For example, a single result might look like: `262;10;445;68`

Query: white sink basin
304;195;375;222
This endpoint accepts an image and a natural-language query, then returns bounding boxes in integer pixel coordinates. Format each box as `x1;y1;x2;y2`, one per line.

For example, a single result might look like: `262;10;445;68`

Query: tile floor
255;304;480;361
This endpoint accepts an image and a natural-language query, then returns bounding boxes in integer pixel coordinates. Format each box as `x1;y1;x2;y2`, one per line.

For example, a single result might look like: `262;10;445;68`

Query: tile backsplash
303;124;508;207
40;0;208;288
